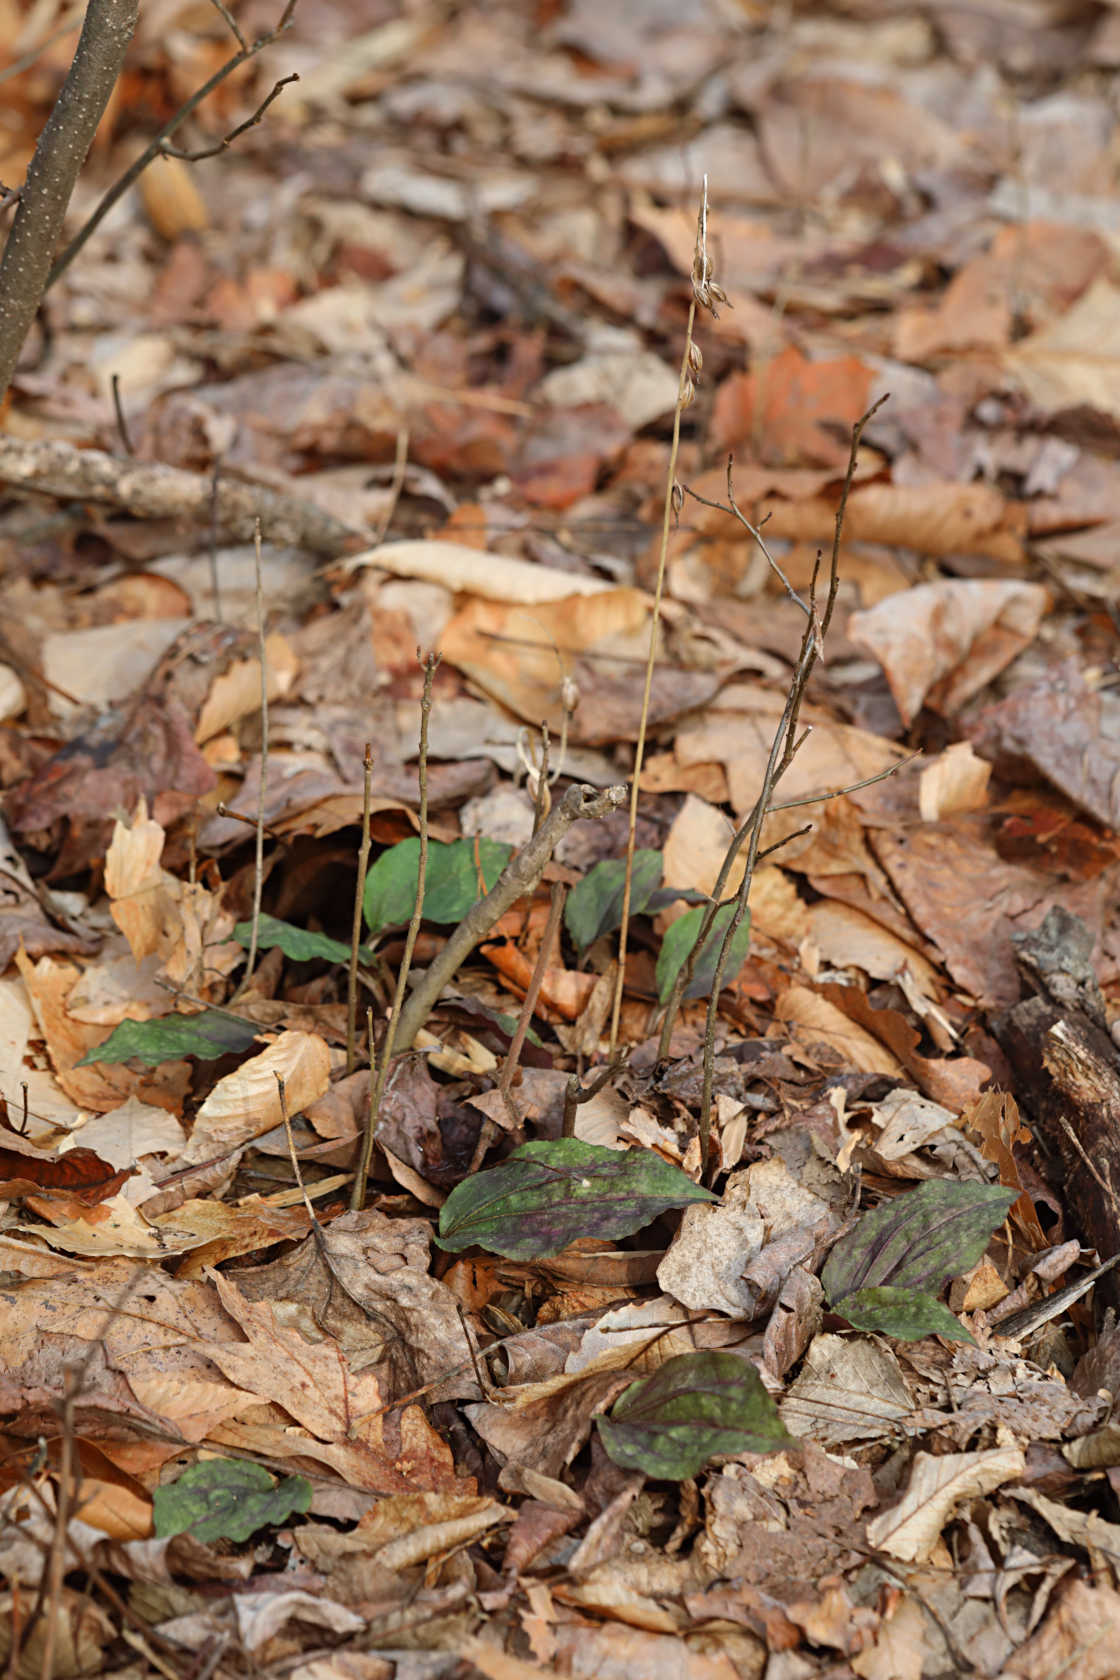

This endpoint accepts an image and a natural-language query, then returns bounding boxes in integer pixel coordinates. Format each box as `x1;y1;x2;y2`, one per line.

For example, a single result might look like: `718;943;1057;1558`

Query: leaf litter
1;0;1120;1675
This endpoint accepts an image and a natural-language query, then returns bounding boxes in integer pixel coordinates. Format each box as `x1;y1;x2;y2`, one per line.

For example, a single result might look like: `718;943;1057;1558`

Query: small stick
236;520;268;996
498;882;566;1123
609;174;725;1057
693;399;887;1167
346;743;374;1075
352;655;437;1209
392;782;626;1055
110;372;133;454
563;1056;624;1139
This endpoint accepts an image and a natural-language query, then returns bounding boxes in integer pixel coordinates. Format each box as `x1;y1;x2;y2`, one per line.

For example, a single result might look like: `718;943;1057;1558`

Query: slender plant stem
607;296;695;1056
346;743;374;1075
237;520;268;996
499;882;566;1120
352;655;437;1209
609;175;721;1056
393;782;626;1055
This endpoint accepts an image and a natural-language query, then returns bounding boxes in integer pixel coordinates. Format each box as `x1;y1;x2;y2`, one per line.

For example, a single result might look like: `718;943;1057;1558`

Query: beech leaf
436;1138;715;1259
597;1351;794;1480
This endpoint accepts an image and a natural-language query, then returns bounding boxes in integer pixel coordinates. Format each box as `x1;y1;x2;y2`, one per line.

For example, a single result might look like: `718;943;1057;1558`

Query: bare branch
0;0;139;403
44;3;301;293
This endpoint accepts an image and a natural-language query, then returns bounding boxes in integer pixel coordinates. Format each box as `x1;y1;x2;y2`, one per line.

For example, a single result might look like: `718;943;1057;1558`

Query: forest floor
2;1;1120;1676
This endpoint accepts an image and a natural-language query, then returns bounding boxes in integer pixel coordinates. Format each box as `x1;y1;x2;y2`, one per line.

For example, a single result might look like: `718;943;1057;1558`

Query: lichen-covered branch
0;435;361;558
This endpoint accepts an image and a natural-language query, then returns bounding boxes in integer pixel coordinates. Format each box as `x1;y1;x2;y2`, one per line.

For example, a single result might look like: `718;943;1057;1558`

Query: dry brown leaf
194;632;300;743
865;1447;1026;1562
918;741;991;822
1006;277;1120;417
849;579;1049;725
14;949;191;1114
181;1031;330;1166
776;985;904;1076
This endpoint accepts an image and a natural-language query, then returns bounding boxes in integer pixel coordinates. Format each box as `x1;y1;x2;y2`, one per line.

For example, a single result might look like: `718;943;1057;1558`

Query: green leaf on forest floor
832;1285;975;1345
363;837;512;939
234;913;373;966
656;902;752;1002
821;1179;1016;1307
436;1138;715;1259
79;1011;259;1066
597;1351;793;1480
566;850;663;952
153;1459;311;1545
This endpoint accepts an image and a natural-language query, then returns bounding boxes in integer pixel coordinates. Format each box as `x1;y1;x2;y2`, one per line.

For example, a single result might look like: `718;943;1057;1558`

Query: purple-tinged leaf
597;1351;793;1480
436;1139;715;1260
822;1179;1015;1305
833;1285;975;1345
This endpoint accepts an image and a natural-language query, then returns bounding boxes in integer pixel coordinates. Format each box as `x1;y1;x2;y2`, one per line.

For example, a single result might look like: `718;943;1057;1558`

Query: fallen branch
0;435;361;559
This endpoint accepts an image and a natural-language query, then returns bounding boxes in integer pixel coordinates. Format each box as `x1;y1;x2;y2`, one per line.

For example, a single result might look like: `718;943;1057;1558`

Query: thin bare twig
45;0;301;292
352;655;437;1209
346;743;374;1075
499;882;566;1123
160;72;298;161
236;520;268;995
393;782;627;1055
693;397;888;1166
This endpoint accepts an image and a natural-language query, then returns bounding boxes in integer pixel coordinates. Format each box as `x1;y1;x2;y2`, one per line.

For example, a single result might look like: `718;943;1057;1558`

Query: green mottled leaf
79;1011;258;1067
822;1179;1016;1306
833;1285;975;1345
597;1351;793;1480
656;902;752;1003
234;914;372;966
153;1459;311;1545
437;1138;715;1260
566;851;663;953
363;837;512;938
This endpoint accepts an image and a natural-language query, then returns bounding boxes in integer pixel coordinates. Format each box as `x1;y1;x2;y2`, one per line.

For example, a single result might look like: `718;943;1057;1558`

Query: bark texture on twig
0;0;139;403
0;435;361;558
392;782;627;1053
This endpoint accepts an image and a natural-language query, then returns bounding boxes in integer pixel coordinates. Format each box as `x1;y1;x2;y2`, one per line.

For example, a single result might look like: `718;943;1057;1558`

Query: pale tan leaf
181;1031;330;1165
865;1447;1026;1562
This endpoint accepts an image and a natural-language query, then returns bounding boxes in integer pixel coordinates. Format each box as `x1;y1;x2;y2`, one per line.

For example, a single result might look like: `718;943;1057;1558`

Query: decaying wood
994;910;1120;1309
0;435;362;559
